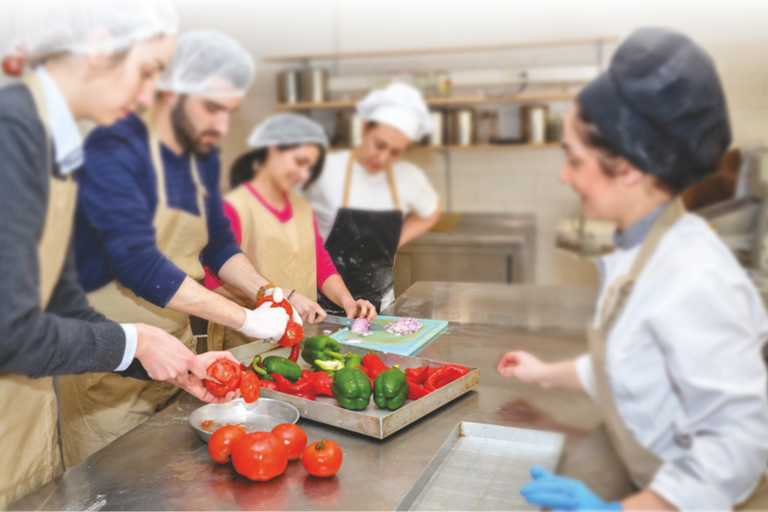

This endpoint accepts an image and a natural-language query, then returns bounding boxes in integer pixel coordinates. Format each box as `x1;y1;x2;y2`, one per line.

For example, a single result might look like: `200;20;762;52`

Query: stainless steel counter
14;283;630;511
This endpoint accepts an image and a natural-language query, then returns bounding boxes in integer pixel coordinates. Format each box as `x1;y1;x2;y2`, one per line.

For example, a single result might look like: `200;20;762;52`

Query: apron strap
343;149;400;210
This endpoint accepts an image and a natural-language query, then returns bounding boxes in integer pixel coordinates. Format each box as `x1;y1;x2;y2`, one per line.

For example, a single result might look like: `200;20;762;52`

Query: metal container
188;398;300;442
447;108;476;146
334;111;363;148
396;422;564;511
227;342;479;439
276;70;301;104
421;110;444;147
520;104;550;144
300;68;329;103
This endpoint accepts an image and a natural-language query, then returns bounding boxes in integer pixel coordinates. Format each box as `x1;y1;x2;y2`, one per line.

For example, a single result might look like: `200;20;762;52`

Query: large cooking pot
447;108;476;146
277;70;301;104
520;104;550;144
301;68;329;103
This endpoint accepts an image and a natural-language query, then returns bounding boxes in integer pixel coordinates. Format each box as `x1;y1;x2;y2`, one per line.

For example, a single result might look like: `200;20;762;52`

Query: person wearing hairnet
497;28;768;510
0;1;240;507
60;31;290;467
204;114;377;347
304;82;441;314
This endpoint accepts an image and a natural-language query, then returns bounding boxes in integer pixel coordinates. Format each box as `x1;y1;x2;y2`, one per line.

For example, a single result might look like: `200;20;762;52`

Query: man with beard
61;31;293;467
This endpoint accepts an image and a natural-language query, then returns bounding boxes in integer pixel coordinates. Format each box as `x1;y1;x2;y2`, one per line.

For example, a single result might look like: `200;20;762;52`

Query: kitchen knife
323;314;387;331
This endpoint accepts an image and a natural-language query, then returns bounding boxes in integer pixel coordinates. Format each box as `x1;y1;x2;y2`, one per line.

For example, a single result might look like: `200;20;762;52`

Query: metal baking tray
188;398;299;442
396;422;564;511
229;341;479;439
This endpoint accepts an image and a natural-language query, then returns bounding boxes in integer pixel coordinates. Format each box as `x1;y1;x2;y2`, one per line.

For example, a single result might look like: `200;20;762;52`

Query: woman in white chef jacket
498;28;768;511
304;82;441;314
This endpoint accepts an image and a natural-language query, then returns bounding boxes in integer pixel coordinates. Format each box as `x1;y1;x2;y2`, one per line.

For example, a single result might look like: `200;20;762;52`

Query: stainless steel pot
277;70;301;104
334;111;362;148
448;108;476;146
520;104;549;144
301;68;329;103
421;111;444;147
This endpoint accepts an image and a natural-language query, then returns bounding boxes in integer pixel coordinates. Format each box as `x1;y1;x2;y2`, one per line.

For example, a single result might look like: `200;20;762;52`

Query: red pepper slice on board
405;366;428;385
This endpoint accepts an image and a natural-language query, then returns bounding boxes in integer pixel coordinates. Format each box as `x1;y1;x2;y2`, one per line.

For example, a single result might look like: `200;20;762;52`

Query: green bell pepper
302;335;345;366
344;352;363;369
314;359;345;372
373;365;409;410
262;356;303;382
332;367;372;411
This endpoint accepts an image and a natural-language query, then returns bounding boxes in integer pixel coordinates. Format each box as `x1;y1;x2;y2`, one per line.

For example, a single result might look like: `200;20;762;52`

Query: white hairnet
21;0;177;60
356;82;432;141
156;30;255;99
247;114;328;149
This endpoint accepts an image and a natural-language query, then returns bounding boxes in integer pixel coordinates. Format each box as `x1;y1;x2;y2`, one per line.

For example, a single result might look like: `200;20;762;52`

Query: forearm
320;274;355;310
166;276;246;329
622;489;676;511
217;253;271;299
399;205;441;247
537;360;583;390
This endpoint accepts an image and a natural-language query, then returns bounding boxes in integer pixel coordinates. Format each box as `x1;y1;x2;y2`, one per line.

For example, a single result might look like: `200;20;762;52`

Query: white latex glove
264;286;303;326
238;303;289;342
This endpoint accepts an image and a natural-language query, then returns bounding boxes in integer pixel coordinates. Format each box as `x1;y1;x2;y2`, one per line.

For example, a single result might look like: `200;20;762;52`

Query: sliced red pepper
423;364;469;392
407;381;431;400
405;366;428;385
273;371;317;400
288;343;301;363
311;371;334;396
362;353;390;380
258;380;278;391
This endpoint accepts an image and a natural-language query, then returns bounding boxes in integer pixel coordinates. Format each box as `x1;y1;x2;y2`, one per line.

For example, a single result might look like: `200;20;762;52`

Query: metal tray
189;398;299;442
229;341;479;439
396;422;564;511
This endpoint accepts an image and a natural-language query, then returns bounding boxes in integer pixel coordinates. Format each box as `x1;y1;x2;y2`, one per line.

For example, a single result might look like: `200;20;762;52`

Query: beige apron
59;106;209;468
0;73;76;509
207;187;316;351
589;198;768;508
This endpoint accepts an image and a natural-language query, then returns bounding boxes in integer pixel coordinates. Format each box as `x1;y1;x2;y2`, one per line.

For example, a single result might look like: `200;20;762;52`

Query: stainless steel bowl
188;398;300;442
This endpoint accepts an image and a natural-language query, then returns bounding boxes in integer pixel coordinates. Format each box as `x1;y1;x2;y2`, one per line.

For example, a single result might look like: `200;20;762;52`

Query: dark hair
230;144;326;190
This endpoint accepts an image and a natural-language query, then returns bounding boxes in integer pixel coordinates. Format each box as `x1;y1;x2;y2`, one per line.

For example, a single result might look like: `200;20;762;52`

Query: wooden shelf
274;91;577;111
263;36;619;63
328;143;560;153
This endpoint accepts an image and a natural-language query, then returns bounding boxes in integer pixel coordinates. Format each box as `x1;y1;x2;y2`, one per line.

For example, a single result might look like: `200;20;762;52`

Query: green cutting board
328;315;449;356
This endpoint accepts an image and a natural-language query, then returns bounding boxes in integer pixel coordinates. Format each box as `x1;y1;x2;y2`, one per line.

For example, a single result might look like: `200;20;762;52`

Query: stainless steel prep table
14;282;634;511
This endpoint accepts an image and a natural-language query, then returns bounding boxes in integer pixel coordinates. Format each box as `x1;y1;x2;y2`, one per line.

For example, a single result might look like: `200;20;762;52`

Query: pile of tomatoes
208;423;342;481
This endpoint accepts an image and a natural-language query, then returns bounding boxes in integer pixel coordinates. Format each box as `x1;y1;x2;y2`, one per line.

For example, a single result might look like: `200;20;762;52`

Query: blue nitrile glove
520;466;622;511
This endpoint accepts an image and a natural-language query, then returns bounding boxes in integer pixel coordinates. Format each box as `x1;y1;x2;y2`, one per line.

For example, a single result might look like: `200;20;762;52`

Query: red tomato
301;440;342;477
278;320;304;347
204;360;242;398
271;423;307;461
241;371;261;404
232;432;288;482
257;295;293;318
2;56;24;77
208;425;246;464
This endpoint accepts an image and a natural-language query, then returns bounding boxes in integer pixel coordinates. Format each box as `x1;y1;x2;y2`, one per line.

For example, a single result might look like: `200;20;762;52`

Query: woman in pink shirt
205;115;375;347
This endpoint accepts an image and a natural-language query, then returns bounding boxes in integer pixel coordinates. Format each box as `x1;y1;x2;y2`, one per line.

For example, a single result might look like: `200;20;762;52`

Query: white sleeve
648;263;768;510
115;323;138;371
574;353;598;401
402;164;439;219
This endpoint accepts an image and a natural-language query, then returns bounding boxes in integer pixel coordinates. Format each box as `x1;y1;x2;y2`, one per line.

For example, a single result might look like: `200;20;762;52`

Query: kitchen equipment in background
422;110;444;147
447;108;476;146
277;70;301;104
477;110;499;145
414;72;435;98
547;112;563;143
435;71;452;97
520;104;549;144
300;68;329;103
334;110;363;148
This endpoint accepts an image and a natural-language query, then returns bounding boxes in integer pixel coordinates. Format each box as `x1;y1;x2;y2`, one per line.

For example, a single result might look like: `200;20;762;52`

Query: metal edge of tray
395;422;565;511
227;341;479;439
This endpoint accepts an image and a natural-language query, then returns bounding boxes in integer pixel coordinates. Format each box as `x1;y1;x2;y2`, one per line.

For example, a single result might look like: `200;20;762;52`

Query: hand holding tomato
205;359;242;398
208;425;246;464
302;439;342;477
240;371;261;403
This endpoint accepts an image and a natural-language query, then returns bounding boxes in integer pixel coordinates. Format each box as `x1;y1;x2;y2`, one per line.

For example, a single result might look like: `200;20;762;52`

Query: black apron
318;150;404;314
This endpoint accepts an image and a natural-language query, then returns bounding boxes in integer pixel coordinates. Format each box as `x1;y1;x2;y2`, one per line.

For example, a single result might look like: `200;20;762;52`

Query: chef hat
356;82;432;141
247;114;328;149
23;0;177;61
156;30;255;99
579;27;731;192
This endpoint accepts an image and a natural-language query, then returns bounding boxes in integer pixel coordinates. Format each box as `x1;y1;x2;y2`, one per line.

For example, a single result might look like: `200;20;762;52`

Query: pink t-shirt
204;183;339;291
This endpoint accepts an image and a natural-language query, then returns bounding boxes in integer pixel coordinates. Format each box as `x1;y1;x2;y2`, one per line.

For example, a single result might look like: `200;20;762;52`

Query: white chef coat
304;149;440;240
575;210;768;510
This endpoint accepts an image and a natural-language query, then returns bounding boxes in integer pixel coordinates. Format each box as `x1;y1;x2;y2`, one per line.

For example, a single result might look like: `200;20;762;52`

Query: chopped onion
386;317;423;336
350;318;370;334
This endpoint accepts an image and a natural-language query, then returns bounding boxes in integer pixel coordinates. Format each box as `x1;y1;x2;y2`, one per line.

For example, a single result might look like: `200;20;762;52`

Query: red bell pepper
362;353;390;380
423;364;469;392
288;343;301;363
311;371;334;396
405;366;428;385
258;380;278;391
407;381;431;400
272;370;317;400
358;366;375;388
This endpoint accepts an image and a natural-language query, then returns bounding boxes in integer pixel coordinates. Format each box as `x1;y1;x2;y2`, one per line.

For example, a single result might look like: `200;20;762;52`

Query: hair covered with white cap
23;0;177;63
356;82;432;141
156;30;255;99
247;114;328;149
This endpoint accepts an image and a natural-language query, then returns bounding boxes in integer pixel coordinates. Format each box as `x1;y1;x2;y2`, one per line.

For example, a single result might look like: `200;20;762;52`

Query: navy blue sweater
75;113;241;307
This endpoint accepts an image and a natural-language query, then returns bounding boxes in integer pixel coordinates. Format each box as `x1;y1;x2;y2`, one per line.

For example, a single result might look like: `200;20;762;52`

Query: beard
171;96;219;155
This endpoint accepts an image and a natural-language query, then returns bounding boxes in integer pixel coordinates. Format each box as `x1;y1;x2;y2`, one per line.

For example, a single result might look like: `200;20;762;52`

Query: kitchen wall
2;0;767;285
